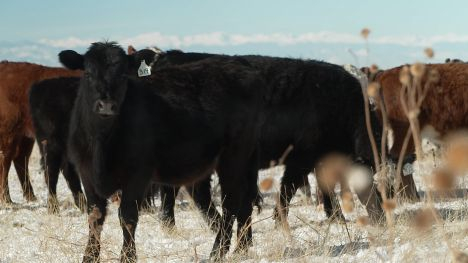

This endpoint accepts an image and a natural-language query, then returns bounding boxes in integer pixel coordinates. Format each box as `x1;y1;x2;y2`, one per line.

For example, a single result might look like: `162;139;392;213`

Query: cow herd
0;41;467;262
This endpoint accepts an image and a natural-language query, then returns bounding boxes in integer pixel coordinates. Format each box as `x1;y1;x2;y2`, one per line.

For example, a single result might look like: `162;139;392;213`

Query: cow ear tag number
138;60;151;77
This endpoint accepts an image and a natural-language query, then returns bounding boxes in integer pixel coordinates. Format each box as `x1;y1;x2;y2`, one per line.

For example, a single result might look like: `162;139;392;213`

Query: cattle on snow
60;42;263;261
148;49;384;225
0;61;81;204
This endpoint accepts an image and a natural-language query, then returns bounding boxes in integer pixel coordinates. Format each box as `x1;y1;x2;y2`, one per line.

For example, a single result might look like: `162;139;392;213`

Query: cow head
59;42;158;118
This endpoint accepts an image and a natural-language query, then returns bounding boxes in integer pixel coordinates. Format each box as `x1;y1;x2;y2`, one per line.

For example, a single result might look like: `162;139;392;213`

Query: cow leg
389;123;420;202
62;161;86;212
186;176;222;233
340;173;352;199
210;199;236;260
315;168;345;222
159;185;178;229
140;183;158;211
316;185;324;208
0;151;13;204
353;118;385;223
398;155;419;202
273;164;311;225
321;192;345;222
354;181;384;223
210;178;239;260
400;174;419;202
234;160;257;254
235;214;253;254
211;150;257;260
13;137;36;202
43;150;61;214
119;177;149;263
298;175;313;203
82;187;108;263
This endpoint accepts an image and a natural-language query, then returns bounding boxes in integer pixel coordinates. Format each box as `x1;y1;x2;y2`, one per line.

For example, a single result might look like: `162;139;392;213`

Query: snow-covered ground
0;145;467;262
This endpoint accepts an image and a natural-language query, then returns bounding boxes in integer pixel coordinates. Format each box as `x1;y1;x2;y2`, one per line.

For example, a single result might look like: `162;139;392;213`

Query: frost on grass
0;145;466;262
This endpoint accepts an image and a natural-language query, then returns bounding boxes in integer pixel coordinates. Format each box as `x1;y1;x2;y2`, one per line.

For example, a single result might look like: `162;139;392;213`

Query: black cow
28;76;175;215
143;50;384;224
131;49;225;229
28;53;221;228
29;77;86;213
245;55;383;223
60;42;263;262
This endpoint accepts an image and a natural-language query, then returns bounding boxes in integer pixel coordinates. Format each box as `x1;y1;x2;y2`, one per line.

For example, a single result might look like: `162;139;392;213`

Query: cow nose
94;99;117;116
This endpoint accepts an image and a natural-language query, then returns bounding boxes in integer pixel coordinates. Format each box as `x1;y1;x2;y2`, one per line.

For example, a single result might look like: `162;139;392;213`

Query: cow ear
59;50;84;70
127;49;158;69
127;45;137;55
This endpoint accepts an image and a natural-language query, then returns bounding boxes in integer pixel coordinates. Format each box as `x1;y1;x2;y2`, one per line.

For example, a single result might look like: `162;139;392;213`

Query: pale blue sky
2;0;468;67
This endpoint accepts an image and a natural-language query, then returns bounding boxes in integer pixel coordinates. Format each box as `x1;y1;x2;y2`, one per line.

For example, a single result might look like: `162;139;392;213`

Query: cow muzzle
93;99;117;117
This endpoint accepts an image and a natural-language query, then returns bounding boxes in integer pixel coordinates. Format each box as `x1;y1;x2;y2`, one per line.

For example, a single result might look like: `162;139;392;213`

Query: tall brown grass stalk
397;51;463;260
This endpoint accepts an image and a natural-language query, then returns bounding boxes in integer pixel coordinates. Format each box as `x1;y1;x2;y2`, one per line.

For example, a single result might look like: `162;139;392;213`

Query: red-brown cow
372;63;468;200
0;61;81;204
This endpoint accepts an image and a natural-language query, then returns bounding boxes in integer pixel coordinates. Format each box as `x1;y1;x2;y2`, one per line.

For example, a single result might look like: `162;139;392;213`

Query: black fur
56;48;220;223
29;77;85;213
28;68;164;214
62;42;263;262
151;50;384;224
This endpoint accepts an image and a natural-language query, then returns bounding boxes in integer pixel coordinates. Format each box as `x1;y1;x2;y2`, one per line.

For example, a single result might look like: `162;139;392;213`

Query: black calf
152;50;384;224
29;76;158;214
60;42;263;262
29;77;85;213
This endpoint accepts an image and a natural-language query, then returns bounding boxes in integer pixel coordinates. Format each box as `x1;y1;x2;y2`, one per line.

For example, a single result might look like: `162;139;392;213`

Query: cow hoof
232;250;249;261
47;196;60;214
369;214;387;226
0;195;14;205
328;214;346;224
74;192;87;213
25;194;37;202
159;215;175;232
400;194;420;203
160;223;176;233
47;205;60;214
209;249;226;263
273;218;281;229
0;200;16;207
273;211;290;229
272;209;280;225
139;200;156;214
208;220;221;233
47;202;60;214
273;216;287;229
120;247;137;263
335;218;348;225
82;254;100;263
233;241;252;255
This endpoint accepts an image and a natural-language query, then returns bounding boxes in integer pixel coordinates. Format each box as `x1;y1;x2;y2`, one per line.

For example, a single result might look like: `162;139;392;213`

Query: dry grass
0;145;466;262
357;29;468;262
0;30;467;262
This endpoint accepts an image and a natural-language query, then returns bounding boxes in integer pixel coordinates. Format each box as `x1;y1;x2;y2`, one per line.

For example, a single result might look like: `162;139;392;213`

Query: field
0;141;467;263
